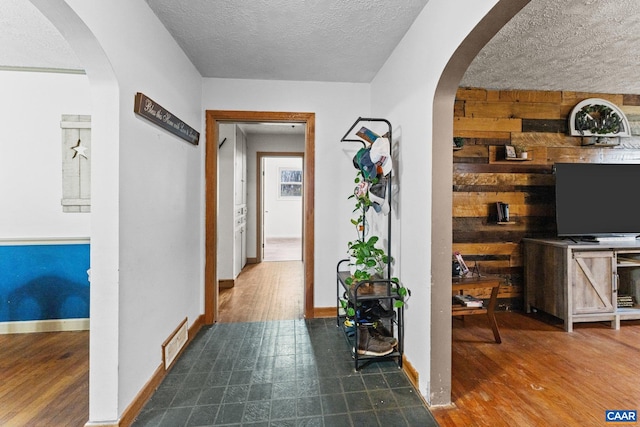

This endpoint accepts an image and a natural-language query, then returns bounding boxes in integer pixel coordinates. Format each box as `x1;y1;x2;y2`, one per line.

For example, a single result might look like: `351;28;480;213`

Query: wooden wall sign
134;92;200;145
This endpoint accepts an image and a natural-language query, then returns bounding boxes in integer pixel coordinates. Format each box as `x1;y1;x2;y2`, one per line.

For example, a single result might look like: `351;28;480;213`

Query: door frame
257;152;305;263
205;110;315;323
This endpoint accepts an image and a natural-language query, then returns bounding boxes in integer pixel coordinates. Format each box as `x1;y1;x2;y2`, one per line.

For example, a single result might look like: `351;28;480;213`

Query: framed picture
453;251;470;276
505;145;516;158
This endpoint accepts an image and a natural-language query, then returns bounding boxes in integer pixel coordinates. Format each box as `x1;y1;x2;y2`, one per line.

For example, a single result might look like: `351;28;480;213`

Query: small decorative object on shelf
504;144;531;161
568;98;631;146
453;252;469;277
453;294;483;308
514;144;528;159
453;137;464;150
496;202;510;223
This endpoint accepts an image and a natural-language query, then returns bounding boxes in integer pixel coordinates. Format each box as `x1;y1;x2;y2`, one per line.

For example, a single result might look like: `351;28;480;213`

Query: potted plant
514;144;528;159
346;236;389;280
344;170;410;306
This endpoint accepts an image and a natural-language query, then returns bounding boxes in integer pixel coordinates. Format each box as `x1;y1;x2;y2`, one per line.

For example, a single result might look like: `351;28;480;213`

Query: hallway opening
205;110;316;324
261;154;304;263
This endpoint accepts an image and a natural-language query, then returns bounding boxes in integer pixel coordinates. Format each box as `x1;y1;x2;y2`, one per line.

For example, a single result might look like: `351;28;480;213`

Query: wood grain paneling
454;117;522;132
495;89;562;103
562;91;623;105
464;101;562;119
453;88;640;309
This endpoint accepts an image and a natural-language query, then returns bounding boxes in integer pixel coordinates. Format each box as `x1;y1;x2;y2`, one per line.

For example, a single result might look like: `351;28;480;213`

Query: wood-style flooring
263;237;302;262
0;330;89;426
432;312;640;426
4;284;640;426
218;260;304;322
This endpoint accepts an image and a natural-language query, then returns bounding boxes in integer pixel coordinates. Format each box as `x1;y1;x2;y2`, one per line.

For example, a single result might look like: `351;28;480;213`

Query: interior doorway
205;110;315;324
259;154;304;263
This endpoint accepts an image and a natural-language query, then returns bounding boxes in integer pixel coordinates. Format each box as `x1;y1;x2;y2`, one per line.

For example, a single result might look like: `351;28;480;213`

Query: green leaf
393;300;404;308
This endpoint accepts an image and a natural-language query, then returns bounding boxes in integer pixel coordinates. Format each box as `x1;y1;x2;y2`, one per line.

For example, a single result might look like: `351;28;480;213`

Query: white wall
370;0;502;405
264;157;303;238
203;79;371;308
0;70;91;239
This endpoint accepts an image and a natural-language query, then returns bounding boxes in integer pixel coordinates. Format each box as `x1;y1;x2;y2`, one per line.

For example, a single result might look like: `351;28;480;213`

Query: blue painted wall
0;244;90;322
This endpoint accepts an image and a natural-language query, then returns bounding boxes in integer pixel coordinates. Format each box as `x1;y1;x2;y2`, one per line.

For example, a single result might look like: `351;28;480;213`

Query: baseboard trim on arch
0;318;89;334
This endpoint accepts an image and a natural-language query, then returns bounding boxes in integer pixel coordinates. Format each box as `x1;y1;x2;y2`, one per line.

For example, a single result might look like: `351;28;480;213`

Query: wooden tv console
523;238;640;332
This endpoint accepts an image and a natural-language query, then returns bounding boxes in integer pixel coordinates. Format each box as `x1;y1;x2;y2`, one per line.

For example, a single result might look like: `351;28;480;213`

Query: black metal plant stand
336;117;404;371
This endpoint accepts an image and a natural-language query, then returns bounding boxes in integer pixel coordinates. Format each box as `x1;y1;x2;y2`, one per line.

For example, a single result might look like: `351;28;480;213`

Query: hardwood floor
263;237;302;261
218;260;304;322
432;312;640;426
4;289;640;426
0;330;89;426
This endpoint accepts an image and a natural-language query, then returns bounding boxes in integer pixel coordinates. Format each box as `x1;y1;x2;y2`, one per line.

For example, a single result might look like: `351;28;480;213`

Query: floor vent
162;318;188;370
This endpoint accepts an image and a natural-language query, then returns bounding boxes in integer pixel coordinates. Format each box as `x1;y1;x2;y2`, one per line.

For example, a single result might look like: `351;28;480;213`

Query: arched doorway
29;0;121;423
430;0;531;406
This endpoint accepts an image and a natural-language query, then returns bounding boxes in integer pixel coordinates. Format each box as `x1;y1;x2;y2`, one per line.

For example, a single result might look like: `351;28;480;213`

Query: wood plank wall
453;87;640;309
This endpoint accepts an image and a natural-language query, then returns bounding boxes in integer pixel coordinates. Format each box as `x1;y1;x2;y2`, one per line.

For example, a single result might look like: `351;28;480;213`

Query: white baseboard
0;318;90;334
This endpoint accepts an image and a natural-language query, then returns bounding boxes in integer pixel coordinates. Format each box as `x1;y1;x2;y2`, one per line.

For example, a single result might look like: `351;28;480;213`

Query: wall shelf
488;145;545;165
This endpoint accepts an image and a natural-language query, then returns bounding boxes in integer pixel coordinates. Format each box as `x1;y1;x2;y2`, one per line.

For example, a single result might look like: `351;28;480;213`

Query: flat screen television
555;163;640;241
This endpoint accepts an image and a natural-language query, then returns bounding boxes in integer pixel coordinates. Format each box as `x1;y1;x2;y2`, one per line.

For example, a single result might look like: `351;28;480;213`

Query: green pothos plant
342;171;410;309
348;170;373;237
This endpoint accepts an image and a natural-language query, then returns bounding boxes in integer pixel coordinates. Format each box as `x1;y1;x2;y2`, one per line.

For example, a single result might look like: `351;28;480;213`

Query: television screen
555;163;640;238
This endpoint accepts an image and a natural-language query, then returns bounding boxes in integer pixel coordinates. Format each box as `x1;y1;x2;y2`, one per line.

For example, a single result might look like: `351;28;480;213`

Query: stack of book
617;295;636;308
453;294;483;308
496;202;510;222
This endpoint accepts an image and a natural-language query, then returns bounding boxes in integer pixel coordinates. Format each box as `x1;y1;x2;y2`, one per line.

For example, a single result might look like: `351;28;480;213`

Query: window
279;168;302;198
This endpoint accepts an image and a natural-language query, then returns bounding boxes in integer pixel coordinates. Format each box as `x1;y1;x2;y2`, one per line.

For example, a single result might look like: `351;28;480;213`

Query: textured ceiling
5;0;640;94
144;0;428;82
460;0;640;94
0;0;82;71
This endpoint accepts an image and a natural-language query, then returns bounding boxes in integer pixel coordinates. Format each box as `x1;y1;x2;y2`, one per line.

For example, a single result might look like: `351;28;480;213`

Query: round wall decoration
568;98;631;138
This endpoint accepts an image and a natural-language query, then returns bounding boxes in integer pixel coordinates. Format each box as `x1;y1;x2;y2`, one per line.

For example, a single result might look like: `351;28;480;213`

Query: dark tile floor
133;318;438;427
